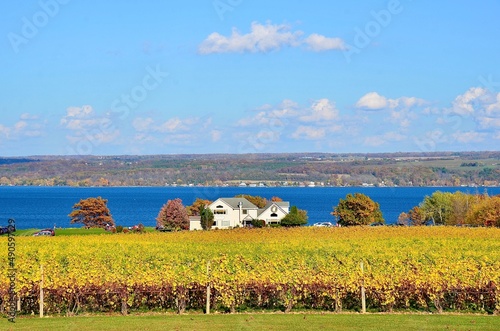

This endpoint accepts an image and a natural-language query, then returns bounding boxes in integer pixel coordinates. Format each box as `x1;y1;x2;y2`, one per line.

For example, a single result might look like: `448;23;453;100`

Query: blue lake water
0;186;498;229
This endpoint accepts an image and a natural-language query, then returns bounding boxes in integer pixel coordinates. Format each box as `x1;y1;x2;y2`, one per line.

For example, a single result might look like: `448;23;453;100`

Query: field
1;227;499;318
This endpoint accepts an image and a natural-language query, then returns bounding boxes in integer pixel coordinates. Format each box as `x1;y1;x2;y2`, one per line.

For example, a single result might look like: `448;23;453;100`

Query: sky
1;0;500;156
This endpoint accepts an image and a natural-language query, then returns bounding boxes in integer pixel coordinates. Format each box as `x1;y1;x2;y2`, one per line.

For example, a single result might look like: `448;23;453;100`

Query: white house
189;197;290;230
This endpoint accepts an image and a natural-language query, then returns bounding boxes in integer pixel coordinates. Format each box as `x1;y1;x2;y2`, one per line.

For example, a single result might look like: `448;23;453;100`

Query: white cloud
304;33;346;51
198;21;345;54
158;118;184;133
132;117;155;132
299;98;339;122
452;131;486;143
237;99;298;127
486;93;500;114
356;92;426;111
0;114;45;141
20;113;39;120
61;105;120;146
292;126;325;140
211;130;222;142
356;92;391;110
450;87;487;115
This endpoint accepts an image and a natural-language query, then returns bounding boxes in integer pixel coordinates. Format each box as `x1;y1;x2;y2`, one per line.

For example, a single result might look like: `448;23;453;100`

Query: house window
270;213;278;217
214;209;226;215
216;205;224;208
222;220;230;227
243;210;248;214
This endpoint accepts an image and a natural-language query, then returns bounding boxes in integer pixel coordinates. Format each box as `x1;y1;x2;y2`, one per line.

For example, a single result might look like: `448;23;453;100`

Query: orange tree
68;196;114;228
332;193;384;226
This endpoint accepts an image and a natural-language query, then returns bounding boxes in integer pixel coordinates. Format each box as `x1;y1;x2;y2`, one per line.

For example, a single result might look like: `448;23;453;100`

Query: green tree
420;191;452;224
200;207;214;230
156;198;189;231
332;193;384;226
68;197;115;229
281;206;308;227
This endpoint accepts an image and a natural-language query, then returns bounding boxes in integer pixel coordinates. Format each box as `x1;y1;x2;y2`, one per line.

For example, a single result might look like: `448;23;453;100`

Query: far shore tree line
68;191;500;231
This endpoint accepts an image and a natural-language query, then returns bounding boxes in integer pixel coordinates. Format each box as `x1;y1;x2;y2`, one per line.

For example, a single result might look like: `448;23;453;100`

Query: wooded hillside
0;151;499;187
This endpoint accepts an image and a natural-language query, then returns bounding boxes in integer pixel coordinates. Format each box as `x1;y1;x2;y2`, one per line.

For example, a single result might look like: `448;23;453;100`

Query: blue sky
1;0;500;156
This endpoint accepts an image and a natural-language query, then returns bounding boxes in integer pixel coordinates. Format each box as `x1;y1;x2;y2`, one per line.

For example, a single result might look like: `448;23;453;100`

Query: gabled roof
257;201;289;217
216;197;258;209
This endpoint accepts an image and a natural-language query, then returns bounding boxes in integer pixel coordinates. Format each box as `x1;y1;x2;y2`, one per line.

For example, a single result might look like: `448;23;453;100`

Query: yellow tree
466;195;500;227
69;197;115;228
332;193;384;226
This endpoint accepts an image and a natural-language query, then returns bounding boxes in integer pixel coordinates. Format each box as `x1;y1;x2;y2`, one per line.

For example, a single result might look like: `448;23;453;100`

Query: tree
408;206;428;226
235;194;267;208
420;191;453;225
332;193;384;226
200;206;214;230
281;206;308;227
186;198;212;216
69;197;114;228
156;198;189;230
466;195;500;227
396;212;410;226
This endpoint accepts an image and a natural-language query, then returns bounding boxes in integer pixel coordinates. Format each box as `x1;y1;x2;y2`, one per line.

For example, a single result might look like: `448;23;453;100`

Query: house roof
217;198;258;209
257;201;290;217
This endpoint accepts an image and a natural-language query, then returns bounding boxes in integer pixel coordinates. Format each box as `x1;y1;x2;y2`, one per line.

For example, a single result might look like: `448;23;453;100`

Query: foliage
466;195;500;227
405;191;500;227
280;206;308;227
1;227;499;315
1;152;500;187
68;197;115;228
156;198;189;230
200;207;214;230
186;198;212;216
396;212;410;226
271;196;283;202
408;206;428;226
234;194;268;208
252;219;265;228
332;193;384;226
115;225;124;233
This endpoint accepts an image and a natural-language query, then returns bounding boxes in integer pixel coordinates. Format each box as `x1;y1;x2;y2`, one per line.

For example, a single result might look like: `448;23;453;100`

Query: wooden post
17;296;21;312
360;261;366;314
39;265;44;318
206;261;211;315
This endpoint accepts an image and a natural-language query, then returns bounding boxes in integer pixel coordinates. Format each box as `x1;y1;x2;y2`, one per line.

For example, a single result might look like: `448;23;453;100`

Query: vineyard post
206;261;211;315
360;261;366;314
40;265;44;318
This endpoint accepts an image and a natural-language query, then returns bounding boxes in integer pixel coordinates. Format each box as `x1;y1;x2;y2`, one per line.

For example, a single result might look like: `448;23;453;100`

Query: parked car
33;228;55;236
313;222;334;227
0;225;15;235
370;222;385;226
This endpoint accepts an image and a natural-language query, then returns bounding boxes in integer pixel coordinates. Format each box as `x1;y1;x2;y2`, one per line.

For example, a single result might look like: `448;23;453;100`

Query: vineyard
1;227;499;315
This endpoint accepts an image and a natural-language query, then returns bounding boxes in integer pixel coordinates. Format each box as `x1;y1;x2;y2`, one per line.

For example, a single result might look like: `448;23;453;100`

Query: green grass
2;313;499;331
13;227;156;236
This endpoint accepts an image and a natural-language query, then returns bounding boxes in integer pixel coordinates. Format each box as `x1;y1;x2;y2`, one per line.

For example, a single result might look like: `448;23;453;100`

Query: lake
0;186;498;229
